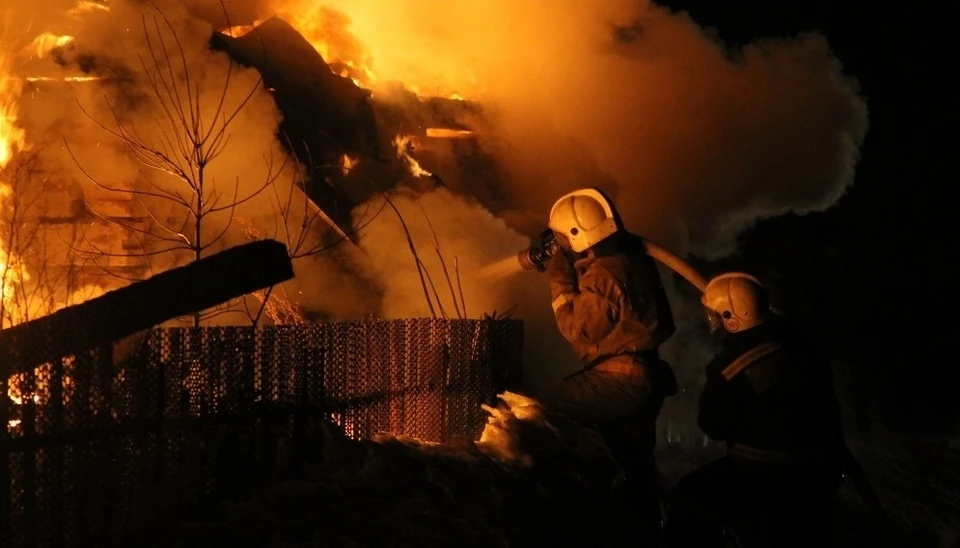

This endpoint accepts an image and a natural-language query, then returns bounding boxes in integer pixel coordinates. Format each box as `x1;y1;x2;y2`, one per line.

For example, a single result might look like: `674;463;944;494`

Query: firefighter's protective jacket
547;233;676;365
697;315;846;465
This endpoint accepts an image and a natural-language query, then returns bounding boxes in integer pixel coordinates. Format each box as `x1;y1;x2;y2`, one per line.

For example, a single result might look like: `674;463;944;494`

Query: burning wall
1;0;869;392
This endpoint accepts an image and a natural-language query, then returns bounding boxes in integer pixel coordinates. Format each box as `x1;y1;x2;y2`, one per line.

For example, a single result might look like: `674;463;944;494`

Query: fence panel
1;319;523;548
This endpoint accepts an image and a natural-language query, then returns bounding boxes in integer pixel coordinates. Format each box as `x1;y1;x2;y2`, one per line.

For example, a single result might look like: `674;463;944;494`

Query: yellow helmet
547;188;620;253
701;272;770;334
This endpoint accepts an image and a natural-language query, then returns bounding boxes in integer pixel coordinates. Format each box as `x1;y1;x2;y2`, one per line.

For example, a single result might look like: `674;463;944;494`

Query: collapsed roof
210;16;486;241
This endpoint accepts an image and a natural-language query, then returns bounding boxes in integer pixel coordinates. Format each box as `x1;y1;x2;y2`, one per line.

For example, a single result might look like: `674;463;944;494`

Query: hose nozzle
518;229;559;272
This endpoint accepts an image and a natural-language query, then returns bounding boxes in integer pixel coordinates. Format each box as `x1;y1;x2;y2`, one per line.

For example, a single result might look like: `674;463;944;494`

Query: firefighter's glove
546;251;577;299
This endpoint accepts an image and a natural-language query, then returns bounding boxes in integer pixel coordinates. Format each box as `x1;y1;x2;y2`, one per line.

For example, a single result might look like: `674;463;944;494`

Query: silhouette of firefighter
534;187;680;542
663;272;848;547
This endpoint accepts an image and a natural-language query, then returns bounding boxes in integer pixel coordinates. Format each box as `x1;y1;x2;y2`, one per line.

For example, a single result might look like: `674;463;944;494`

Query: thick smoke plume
269;0;868;255
7;0;298;278
273;0;869;388
4;0;868;392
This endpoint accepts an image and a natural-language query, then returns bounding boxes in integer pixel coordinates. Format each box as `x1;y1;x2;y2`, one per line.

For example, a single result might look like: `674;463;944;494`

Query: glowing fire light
25;76;101;83
220;16;375;89
425;128;475;139
340;153;358;176
3;32;37;429
273;8;380;89
225;6;469;99
221;18;269;39
1;56;25;168
68;1;110;16
393;135;431;179
1;36;28;304
30;33;75;59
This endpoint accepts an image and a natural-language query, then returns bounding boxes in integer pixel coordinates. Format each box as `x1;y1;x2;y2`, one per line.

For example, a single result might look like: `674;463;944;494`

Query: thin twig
418;202;461;319
418;258;448;320
454;256;467;319
383;194;435;318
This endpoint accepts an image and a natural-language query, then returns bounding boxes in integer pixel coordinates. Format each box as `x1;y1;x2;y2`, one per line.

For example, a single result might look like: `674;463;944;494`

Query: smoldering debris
177;392;643;547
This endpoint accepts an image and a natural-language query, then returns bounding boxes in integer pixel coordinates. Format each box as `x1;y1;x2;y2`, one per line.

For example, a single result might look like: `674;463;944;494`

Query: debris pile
178;392;648;547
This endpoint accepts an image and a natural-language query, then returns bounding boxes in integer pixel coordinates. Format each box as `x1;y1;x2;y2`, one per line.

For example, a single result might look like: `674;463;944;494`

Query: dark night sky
655;0;953;433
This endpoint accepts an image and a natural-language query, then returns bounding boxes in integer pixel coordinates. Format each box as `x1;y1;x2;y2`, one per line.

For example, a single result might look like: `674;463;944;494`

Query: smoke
8;0;302;276
342;187;575;389
274;0;867;388
274;0;867;255
346;188;528;319
4;0;869;392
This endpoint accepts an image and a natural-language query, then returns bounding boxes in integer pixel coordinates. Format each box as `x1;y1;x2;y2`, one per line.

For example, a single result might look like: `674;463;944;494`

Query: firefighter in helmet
538;187;679;541
663;272;847;547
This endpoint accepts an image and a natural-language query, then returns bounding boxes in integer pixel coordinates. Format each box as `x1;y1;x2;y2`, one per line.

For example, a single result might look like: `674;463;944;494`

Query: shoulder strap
721;341;783;381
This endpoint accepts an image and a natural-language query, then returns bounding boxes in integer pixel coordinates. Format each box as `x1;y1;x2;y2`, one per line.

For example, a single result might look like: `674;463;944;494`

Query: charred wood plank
0;239;294;377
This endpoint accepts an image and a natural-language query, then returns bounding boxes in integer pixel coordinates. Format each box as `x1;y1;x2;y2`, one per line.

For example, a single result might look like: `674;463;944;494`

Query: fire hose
518;229;886;517
517;229;707;292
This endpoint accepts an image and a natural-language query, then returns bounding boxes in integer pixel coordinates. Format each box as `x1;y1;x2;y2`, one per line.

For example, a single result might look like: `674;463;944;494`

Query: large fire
1;33;28;314
0;45;25;170
3;27;104;427
1;0;479;432
2;30;31;428
222;3;469;100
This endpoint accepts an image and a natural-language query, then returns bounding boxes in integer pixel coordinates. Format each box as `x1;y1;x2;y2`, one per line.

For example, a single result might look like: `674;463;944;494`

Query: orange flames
2;30;59;429
1;34;28;313
0;51;25;169
426;128;475;139
340;153;359;176
3;2;471;431
220;3;468;100
29;33;75;59
393;134;432;179
25;76;100;83
221;12;379;90
2;36;29;428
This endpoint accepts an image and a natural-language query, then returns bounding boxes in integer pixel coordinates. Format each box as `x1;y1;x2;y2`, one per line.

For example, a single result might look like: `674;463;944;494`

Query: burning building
0;0;870;347
0;0;900;545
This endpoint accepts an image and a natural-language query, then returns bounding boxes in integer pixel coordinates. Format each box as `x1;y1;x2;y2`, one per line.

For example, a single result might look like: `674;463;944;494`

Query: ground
172;393;959;547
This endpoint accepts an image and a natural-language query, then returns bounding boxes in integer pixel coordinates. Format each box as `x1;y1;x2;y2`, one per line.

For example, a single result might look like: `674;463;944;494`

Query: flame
340;153;358;176
1;32;29;317
221;18;269;39
25;76;101;83
1;50;25;169
268;5;380;89
264;0;481;98
6;359;77;430
68;1;110;16
221;5;476;98
2;32;60;431
393;135;431;179
7;388;40;406
425;128;475;139
30;33;76;59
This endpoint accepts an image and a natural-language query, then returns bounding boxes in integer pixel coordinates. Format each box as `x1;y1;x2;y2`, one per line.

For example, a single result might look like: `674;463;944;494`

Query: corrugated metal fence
0;319;523;548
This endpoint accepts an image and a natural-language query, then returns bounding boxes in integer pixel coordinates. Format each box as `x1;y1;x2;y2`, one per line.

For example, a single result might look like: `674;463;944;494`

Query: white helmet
701;272;770;334
548;188;620;253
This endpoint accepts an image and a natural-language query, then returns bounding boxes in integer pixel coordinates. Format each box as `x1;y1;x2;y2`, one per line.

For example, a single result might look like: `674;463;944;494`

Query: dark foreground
171;393;958;548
